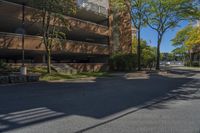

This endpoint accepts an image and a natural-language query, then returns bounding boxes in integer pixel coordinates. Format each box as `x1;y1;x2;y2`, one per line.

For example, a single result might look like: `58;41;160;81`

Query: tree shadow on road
146;78;200;110
0;71;199;132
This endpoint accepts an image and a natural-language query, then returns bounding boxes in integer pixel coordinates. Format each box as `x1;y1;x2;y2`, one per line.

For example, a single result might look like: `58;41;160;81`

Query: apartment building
0;0;132;71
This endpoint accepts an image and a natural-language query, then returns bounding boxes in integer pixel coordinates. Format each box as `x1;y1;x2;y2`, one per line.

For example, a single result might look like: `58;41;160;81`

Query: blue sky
141;21;189;53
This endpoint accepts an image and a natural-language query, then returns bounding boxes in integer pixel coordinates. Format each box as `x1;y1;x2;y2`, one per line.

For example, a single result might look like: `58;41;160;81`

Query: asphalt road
0;69;200;133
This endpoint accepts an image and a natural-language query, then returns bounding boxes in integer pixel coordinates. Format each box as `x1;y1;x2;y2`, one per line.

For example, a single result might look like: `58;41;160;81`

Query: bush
109;53;137;71
192;61;200;67
0;60;9;75
184;61;200;67
184;61;190;66
0;60;16;75
141;46;156;69
0;60;7;69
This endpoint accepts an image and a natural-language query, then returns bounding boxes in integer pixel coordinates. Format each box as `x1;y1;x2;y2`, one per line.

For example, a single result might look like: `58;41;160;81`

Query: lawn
28;67;110;81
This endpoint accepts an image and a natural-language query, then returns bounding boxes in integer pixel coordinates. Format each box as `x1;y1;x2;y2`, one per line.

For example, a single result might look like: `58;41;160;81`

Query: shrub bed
0;76;9;84
184;61;200;67
109;53;137;71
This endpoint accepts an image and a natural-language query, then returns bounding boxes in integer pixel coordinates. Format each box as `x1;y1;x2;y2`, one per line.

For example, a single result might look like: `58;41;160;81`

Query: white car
166;62;171;66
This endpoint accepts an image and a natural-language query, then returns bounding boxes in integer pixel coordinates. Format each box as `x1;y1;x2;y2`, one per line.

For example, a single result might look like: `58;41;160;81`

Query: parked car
166;62;171;66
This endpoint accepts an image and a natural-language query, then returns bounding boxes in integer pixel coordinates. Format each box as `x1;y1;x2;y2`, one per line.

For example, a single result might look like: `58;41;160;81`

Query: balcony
66;16;109;36
77;0;108;17
0;33;109;55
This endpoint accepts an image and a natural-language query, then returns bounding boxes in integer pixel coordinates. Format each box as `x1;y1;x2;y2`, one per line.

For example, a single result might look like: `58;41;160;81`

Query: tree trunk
182;53;185;64
156;45;160;70
189;50;192;67
156;36;162;70
44;13;52;74
199;52;200;67
137;29;141;71
47;49;51;74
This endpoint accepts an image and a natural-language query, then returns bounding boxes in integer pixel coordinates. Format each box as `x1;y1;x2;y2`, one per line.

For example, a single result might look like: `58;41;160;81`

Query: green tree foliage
132;38;156;69
146;0;199;70
171;25;193;62
132;36;148;54
29;0;76;73
0;60;7;69
172;46;187;61
168;53;175;61
141;46;156;69
171;25;194;47
185;26;200;48
172;25;200;65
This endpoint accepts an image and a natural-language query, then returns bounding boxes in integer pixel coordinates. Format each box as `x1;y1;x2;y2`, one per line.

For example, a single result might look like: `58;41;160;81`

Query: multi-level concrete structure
0;0;132;71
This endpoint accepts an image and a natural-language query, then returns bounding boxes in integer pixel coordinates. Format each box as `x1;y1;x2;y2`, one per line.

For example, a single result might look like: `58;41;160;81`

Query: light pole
20;3;27;75
22;3;25;66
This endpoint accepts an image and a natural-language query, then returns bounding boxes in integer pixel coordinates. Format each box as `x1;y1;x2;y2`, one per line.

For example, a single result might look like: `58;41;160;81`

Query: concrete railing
77;0;108;17
0;32;109;55
1;0;109;36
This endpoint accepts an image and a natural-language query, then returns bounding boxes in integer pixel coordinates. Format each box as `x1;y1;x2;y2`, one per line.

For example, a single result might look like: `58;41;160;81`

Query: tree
185;26;200;47
172;25;200;65
141;46;156;69
171;25;193;62
30;0;76;73
185;26;200;66
171;25;194;47
132;38;156;69
111;0;148;71
167;53;175;61
172;46;187;61
146;0;199;70
127;0;148;71
132;36;148;54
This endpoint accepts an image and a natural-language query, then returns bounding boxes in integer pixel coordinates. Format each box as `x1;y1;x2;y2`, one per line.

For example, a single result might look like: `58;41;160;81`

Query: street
0;69;200;133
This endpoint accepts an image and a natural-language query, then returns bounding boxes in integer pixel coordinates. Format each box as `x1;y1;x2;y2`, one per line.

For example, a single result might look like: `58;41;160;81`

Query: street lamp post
20;3;27;75
22;3;25;66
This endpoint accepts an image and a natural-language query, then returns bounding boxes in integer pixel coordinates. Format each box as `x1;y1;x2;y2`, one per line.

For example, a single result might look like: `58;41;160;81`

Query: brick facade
109;5;132;54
